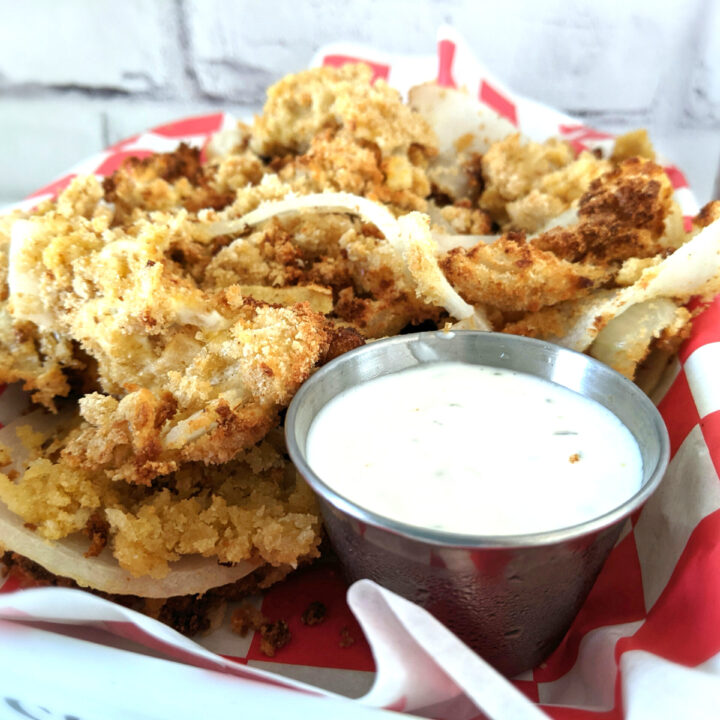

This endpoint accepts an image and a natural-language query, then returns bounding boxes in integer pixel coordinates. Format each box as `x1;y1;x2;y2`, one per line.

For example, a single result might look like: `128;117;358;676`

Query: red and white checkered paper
1;26;719;720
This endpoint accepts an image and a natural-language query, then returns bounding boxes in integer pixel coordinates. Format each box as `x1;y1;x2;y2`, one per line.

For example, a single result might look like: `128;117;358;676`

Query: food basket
0;27;718;720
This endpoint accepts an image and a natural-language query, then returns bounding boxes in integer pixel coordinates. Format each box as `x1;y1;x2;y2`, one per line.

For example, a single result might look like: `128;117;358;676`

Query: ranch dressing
306;361;642;535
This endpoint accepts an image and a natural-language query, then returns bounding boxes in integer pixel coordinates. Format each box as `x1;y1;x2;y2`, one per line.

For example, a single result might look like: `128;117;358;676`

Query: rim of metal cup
285;331;670;549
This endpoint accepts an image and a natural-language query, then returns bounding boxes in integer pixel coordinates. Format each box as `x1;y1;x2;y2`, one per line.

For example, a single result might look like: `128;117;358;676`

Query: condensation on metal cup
285;331;670;677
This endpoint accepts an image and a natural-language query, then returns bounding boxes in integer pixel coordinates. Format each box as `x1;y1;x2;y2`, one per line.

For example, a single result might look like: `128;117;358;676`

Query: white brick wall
0;0;718;206
0;0;184;94
686;0;720;124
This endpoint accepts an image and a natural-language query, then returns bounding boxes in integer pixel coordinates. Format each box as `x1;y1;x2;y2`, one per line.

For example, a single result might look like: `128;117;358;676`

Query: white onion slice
557;218;720;352
205;192;476;320
397;212;474;320
449;305;493;332
408;83;516;157
589;298;681;378
202;191;398;243
0;503;258;598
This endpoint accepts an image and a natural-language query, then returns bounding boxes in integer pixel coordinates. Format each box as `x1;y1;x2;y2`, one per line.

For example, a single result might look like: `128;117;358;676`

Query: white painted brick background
0;0;718;207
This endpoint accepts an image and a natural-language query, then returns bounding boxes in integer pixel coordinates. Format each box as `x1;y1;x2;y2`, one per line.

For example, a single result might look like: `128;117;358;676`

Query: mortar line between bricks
0;83;136;100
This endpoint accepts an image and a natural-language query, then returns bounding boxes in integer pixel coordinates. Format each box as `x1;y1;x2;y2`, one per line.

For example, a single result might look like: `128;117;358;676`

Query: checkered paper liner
1;26;718;720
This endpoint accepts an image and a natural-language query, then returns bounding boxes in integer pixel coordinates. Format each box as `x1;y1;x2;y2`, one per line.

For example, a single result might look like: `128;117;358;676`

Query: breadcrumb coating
611;129;656;162
251;64;436;158
0;433;321;579
251;65;437;213
479;134;610;231
440;233;611;313
0;213;81;409
102;143;263;224
534;158;677;263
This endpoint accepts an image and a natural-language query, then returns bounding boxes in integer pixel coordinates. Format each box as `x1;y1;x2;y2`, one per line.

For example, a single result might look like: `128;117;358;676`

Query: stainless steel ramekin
285;331;669;676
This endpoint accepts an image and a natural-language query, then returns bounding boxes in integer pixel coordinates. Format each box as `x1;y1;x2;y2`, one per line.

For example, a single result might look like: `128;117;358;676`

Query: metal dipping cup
285;331;669;676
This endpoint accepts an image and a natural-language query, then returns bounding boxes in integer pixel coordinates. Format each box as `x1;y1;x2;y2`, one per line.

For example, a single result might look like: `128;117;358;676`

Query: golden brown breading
440;233;612;313
0;317;78;410
276;130;431;212
57;300;341;485
9;180;348;483
250;64;437;213
102;143;268;219
102;144;246;223
251;64;436;158
439;158;682;320
479;134;610;231
202;214;356;291
334;286;443;337
0;211;83;410
611;129;656;162
481;135;573;208
438;203;493;235
693;201;720;232
203;211;442;338
0;432;322;579
532;158;677;264
501;214;720;379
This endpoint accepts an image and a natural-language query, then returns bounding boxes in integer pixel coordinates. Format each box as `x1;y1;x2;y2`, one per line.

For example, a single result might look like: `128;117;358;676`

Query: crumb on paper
231;604;291;657
569;453;581;464
301;600;327;626
231;602;267;637
0;443;11;467
260;620;291;657
339;625;356;648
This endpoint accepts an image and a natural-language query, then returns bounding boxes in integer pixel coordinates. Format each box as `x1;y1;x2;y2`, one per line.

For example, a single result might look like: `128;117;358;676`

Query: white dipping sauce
306;362;643;535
